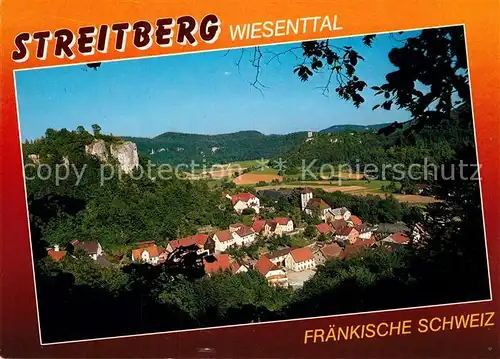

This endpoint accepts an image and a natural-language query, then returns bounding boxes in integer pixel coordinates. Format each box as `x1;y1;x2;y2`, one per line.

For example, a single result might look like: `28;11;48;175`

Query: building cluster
46;187;422;289
46;239;111;267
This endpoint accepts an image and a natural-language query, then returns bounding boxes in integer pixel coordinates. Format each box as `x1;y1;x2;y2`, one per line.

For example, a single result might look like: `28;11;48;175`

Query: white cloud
224;71;232;76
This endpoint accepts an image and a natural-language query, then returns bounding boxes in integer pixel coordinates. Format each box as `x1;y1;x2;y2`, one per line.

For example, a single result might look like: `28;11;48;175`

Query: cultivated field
256;184;366;193
255;181;438;204
233;173;284;185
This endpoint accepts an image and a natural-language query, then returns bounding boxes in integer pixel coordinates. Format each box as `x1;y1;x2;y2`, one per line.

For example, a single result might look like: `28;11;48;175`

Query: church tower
300;188;313;211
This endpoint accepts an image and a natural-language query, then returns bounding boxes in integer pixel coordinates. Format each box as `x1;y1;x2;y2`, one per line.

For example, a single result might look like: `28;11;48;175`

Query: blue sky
15;31;419;140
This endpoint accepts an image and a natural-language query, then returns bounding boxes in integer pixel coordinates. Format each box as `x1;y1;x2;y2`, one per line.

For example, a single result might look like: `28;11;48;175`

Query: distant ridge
319;123;390;133
123;124;392;165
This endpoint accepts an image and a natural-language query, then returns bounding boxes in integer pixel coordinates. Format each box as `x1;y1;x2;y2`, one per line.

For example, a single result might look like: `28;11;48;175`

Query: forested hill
123;124;392;165
319;123;390;133
123;130;308;165
272;115;475;179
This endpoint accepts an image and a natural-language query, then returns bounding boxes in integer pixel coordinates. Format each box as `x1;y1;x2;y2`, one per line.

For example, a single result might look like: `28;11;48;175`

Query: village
46;186;426;289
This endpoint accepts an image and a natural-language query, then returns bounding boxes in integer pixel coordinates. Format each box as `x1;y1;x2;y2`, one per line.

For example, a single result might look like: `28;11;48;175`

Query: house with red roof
335;226;360;244
349;215;363;226
329;219;348;232
355;224;373;240
285;247;316;272
381;232;410;245
254;255;288;286
212;230;237;252
167;233;213;254
305;198;331;220
230;261;249;274
353;235;376;248
264;248;292;266
263;220;283;237
262;217;294;237
131;243;166;265
229;223;256;245
274;217;294;233
251;219;266;233
230;192;261;214
315;222;333;235
47;245;66;262
339;244;365;259
203;254;232;275
321;243;343;259
313;242;343;265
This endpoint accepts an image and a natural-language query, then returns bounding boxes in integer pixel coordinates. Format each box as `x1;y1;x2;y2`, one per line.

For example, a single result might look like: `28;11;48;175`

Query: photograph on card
15;24;491;344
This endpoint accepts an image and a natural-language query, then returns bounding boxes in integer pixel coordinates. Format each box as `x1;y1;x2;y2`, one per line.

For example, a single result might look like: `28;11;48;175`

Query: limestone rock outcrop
85;139;139;174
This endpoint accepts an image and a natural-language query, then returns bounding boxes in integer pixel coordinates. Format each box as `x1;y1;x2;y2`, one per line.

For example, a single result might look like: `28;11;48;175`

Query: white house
263;220;283;237
230;192;261;214
131;244;164;265
356;224;373;240
231;262;249;274
265;248;292;266
285;247;316;272
255;256;289;286
335;226;360;244
229;223;256;245
212;230;238;252
305;198;332;220
274;217;294;233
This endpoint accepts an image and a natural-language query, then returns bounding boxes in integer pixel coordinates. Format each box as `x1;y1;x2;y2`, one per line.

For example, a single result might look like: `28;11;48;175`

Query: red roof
231;192;256;205
254;256;277;276
213;230;234;243
274;217;291;225
236;225;255;237
300;187;313;193
337;226;358;236
265;248;292;260
320;243;343;258
340;244;364;259
137;241;156;248
391;232;409;244
265;220;278;231
204;254;231;274
290;247;313;263
350;216;362;225
169;234;209;250
353;236;376;247
230;262;242;274
252;219;266;233
315;223;332;234
132;245;163;261
306;198;330;210
47;249;66;262
330;219;348;230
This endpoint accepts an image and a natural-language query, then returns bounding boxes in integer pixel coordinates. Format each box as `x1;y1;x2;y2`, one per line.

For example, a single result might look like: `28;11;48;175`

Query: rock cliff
85;139;139;174
85;139;108;162
110;142;139;174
